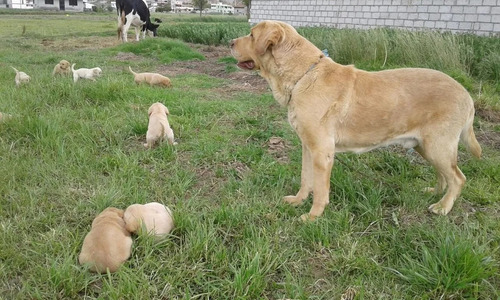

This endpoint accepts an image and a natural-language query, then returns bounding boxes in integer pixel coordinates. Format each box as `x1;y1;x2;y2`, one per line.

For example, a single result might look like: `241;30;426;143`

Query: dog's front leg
301;143;335;221
284;143;313;206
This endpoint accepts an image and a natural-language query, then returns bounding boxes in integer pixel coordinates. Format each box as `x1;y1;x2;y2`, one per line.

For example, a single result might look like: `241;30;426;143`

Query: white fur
11;67;31;87
123;202;174;238
119;11;146;42
71;63;102;83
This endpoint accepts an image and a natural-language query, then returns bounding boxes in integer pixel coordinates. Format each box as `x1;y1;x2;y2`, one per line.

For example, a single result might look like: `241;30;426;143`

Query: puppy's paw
143;143;150;148
428;202;451;216
283;195;304;206
300;213;316;222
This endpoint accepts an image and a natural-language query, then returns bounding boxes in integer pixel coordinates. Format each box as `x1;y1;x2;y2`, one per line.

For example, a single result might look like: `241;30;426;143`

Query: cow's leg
135;26;141;41
121;18;131;42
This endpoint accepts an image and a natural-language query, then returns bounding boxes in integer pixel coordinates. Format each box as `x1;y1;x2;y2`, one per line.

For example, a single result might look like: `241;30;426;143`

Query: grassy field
1;11;499;299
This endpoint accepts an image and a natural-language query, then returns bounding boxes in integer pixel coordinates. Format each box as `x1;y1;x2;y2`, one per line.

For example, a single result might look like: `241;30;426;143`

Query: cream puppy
71;63;102;82
123;202;174;238
11;67;31;87
129;66;172;88
78;207;132;273
144;102;177;148
52;60;71;76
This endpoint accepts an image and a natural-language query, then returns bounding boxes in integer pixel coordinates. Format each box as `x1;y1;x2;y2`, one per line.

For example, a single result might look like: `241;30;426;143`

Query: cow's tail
128;66;136;75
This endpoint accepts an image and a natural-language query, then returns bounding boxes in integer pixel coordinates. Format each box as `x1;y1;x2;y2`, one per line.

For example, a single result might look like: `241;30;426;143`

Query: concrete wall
249;0;500;36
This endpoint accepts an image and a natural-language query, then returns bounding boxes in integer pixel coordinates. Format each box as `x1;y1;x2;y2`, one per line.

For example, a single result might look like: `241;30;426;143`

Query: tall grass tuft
392;230;498;297
108;38;205;63
159;23;250;46
299;27;466;73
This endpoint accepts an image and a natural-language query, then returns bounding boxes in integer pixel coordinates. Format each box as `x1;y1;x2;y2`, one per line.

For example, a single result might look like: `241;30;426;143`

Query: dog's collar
286;54;325;105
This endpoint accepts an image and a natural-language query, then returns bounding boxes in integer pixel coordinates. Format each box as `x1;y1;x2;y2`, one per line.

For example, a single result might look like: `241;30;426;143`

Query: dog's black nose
229;39;235;48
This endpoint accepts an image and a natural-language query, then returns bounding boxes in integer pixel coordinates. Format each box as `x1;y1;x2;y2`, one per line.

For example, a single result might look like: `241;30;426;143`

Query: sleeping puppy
123;202;174;238
144;102;177;148
11;67;31;87
71;63;102;83
129;66;172;88
52;60;71;76
78;207;132;273
230;20;481;220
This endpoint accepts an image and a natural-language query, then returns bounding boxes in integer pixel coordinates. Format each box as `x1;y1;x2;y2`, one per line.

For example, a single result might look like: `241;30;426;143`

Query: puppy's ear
255;23;285;56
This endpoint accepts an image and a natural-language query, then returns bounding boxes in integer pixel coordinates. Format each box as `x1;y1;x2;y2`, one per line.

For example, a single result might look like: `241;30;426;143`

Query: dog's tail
460;108;482;159
11;66;19;74
128;66;136;75
71;63;76;73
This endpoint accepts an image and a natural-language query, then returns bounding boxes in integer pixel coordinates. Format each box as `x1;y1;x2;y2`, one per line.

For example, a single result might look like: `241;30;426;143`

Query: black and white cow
116;0;159;42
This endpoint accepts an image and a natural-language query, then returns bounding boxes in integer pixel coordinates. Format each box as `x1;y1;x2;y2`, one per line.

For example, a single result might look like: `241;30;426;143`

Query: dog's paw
283;195;304;206
428;202;450;215
300;213;317;222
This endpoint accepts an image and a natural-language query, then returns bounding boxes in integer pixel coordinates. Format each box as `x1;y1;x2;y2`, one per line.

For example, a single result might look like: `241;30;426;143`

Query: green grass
0;12;499;299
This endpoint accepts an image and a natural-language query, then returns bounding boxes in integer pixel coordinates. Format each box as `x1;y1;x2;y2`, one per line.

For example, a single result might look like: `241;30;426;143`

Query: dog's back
79;208;132;273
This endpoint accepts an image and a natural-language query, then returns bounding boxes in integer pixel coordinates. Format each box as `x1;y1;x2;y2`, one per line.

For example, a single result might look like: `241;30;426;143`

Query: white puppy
71;63;102;83
144;102;177;148
11;67;31;87
123;202;174;238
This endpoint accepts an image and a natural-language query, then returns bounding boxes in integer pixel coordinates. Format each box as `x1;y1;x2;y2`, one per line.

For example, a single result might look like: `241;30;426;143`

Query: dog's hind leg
417;138;465;215
416;146;447;194
165;128;177;145
284;143;313;206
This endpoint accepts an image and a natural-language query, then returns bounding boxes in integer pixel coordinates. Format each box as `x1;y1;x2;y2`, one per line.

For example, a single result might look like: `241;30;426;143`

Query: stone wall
249;0;500;36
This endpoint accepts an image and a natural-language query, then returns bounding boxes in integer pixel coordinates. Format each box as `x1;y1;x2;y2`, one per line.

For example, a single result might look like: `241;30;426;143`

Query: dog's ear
255;23;285;56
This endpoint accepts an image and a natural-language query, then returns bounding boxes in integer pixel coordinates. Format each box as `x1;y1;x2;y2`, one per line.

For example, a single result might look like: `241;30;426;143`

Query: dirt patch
156;44;268;95
476;130;500;151
476;107;500;123
267;136;291;164
41;36;120;51
115;52;141;61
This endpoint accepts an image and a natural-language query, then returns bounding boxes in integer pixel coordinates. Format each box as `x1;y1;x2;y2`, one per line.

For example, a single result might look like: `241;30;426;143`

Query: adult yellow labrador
230;20;481;221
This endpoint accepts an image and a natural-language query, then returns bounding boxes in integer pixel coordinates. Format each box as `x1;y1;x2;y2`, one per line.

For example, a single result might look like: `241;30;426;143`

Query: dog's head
230;20;322;75
123;204;144;233
93;68;102;77
91;207;125;227
59;60;70;70
148;102;168;116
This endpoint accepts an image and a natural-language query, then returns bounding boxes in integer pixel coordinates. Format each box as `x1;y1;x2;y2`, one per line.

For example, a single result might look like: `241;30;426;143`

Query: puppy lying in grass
79;207;132;273
11;67;30;87
123;202;174;238
52;60;71;76
129;66;172;88
71;63;102;83
144;102;177;148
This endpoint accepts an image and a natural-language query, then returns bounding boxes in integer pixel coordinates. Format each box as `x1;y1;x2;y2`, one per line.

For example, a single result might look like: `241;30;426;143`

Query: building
0;0;34;8
210;2;233;14
0;0;85;10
